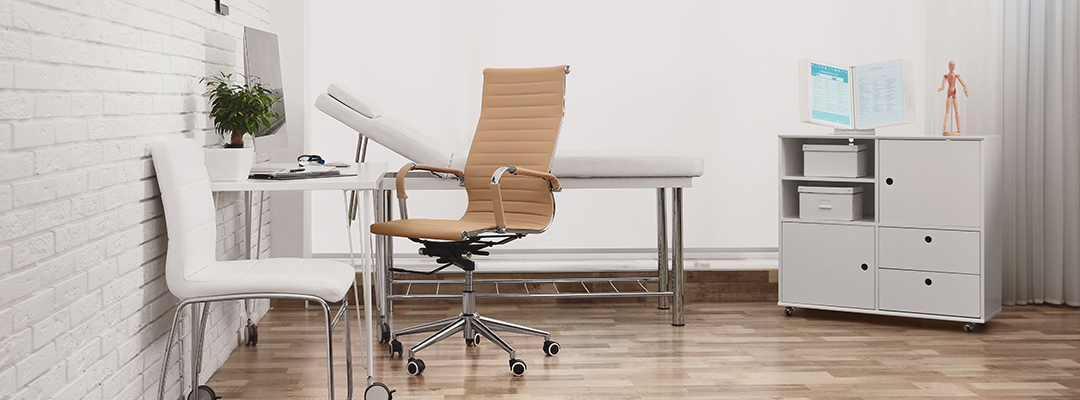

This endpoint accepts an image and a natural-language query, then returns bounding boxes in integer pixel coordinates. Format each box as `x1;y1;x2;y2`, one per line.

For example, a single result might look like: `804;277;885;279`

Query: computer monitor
244;26;289;151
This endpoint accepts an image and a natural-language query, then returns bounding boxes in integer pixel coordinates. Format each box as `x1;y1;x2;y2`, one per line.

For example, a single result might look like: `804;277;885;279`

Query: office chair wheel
406;358;425;376
389;340;403;357
364;382;394;400
509;358;527;376
465;333;482;346
245;319;258;346
784;307;795;317
542;340;560;356
377;322;391;344
187;385;221;400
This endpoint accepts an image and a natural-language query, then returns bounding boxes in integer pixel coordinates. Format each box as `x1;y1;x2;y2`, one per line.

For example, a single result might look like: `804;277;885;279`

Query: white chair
152;139;368;400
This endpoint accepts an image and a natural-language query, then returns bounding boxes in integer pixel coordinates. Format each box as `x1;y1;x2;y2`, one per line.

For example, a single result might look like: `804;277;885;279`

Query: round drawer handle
925;236;933;243
886;177;894;185
924;278;933;286
861;263;868;271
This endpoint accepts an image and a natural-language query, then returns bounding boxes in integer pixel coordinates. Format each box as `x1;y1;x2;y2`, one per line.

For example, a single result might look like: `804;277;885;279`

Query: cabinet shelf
781;216;876;226
781;175;875;184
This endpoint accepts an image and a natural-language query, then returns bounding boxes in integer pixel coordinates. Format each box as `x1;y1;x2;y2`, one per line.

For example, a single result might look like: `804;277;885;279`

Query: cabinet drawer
879;269;980;318
879;227;980;274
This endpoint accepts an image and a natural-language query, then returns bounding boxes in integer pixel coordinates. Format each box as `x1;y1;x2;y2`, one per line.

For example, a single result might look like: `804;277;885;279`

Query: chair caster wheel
407;358;425;376
509;358;527;376
364;382;395;400
784;307;795;317
963;323;982;333
245;319;258;346
465;333;481;346
389;340;403;358
542;340;560;356
187;385;221;400
377;322;391;344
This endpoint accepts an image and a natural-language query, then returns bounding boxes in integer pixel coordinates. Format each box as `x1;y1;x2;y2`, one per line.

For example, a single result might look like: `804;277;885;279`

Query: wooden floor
207;301;1080;399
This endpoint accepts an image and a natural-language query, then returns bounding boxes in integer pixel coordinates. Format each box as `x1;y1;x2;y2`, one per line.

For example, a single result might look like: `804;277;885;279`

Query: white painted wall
305;0;962;258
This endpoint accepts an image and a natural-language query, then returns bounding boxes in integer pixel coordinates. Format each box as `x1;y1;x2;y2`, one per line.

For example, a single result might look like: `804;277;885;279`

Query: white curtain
1002;0;1080;306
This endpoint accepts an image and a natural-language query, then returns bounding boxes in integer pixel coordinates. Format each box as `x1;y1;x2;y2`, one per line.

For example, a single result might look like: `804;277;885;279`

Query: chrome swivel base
388;272;559;376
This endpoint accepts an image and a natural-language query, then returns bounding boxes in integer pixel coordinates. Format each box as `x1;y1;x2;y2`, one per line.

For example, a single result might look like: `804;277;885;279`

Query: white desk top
778;133;998;141
380;171;694;191
210;162;388;192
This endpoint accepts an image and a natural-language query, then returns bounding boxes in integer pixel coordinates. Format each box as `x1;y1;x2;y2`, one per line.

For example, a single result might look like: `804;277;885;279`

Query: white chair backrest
150;139;218;294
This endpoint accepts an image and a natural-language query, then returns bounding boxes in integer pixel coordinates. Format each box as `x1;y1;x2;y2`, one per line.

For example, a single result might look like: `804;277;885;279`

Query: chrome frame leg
672;188;685;326
157;300;191;400
657;188;670;310
158;294;353;400
192;302;210;396
407;319;466;359
318;300;335;400
469;318;516;359
476;315;549;340
343;300;353;400
393;315;461;338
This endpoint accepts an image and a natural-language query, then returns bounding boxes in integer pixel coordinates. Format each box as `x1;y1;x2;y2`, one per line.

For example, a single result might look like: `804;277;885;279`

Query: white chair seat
181;258;355;301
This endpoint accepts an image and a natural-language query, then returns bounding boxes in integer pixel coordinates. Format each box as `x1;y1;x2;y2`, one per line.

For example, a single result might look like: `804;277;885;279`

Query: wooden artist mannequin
938;61;968;135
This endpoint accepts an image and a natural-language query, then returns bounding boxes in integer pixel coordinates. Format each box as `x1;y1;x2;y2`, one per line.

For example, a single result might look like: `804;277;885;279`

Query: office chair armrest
489;166;562;230
395;163;465;199
506;166;562;192
394;163;465;219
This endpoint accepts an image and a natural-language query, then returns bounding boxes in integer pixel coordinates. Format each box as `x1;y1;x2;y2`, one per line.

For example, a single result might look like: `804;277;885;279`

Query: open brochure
249;164;346;180
799;59;914;132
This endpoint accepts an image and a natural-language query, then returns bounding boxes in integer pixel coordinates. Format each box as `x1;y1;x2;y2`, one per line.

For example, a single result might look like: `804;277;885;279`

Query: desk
370;172;688;338
210;162;388;392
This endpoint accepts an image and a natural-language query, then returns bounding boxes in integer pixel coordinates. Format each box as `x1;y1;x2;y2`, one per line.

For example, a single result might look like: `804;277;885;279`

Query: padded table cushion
318;83;705;179
449;151;705;178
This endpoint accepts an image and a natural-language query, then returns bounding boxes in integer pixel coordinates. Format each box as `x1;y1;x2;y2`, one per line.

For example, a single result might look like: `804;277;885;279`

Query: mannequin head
948;61;956;72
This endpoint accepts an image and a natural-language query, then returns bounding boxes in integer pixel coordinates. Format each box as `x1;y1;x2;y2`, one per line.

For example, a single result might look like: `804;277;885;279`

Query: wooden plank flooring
207;301;1080;399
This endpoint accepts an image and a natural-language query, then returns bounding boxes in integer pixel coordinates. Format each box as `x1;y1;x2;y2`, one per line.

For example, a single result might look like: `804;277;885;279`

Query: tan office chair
374;65;569;376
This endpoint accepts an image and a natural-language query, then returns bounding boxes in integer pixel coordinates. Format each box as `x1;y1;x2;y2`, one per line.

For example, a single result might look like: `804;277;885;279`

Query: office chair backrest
461;65;567;233
151;140;218;294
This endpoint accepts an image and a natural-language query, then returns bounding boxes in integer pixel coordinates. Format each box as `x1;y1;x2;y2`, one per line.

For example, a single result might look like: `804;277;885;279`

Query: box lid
803;144;867;152
798;186;863;194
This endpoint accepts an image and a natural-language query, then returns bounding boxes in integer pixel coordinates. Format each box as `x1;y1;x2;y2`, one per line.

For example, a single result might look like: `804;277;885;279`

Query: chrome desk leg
657;188;670;310
373;189;385;330
672;188;685;326
383;190;394;320
244;191;252;260
376;190;392;331
361;189;376;386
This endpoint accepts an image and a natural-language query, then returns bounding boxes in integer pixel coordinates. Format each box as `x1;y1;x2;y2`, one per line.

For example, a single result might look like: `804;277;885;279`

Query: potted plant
200;72;279;181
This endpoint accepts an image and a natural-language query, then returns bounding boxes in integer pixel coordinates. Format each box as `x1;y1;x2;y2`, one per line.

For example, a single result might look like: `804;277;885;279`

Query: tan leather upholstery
372;65;567;241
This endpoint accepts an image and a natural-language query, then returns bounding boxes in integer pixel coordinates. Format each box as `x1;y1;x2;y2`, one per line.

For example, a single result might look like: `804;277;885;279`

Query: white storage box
799;186;863;221
803;144;867;178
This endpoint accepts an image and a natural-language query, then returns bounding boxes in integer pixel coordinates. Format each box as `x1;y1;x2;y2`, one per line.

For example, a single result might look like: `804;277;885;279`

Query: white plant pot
204;147;255;182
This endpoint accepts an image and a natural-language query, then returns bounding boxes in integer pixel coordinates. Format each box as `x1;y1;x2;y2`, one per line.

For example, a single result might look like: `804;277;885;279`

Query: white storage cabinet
777;134;1002;332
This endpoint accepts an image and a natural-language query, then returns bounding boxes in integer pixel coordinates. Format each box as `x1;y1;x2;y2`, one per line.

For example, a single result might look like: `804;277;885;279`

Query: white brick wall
0;0;275;399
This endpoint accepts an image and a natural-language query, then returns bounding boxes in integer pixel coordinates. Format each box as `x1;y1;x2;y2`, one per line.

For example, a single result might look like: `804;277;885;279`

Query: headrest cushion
327;84;384;118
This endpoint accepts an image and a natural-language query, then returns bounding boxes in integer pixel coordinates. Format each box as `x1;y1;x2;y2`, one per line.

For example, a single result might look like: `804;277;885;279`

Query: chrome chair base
389;271;559;376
